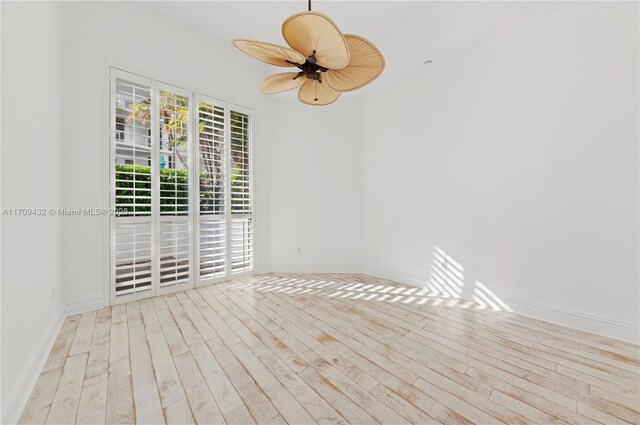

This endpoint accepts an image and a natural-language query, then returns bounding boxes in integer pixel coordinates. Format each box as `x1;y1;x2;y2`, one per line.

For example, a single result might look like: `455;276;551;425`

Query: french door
110;68;253;304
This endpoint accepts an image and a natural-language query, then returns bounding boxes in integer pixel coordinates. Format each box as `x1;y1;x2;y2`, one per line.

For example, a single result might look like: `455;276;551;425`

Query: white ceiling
144;1;566;100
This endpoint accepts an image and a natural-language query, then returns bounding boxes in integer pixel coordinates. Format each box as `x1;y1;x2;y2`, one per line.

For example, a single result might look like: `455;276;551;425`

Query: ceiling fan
233;0;385;106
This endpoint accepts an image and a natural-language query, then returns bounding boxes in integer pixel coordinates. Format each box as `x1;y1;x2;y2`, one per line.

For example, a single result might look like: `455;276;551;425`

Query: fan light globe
233;1;384;106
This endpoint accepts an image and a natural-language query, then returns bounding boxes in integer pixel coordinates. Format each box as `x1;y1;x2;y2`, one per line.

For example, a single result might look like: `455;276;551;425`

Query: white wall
363;2;639;342
59;2;274;310
1;2;66;422
58;2;366;308
263;100;364;271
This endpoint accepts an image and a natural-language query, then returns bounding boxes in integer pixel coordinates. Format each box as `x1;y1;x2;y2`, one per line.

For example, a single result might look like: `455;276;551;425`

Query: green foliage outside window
115;164;226;215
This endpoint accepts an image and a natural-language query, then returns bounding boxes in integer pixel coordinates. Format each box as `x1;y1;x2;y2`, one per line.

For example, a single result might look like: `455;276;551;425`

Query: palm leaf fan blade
298;79;340;106
233;40;305;67
261;73;306;94
323;35;385;92
282;12;350;70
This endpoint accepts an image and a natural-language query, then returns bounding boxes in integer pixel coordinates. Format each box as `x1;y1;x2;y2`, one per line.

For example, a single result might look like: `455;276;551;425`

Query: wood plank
466;366;596;425
225;404;258;425
297;366;379;425
18;368;63;425
45;353;88;424
184;331;244;415
370;383;440;424
152;296;190;357
105;374;135;425
68;310;97;356
42;315;80;373
258;350;348;425
174;291;217;340
111;304;127;324
189;287;242;346
489;389;563;425
86;307;112;379
263;413;288;425
76;373;108;425
126;300;144;328
229;341;315;424
322;368;407;424
201;286;269;356
428;402;473;425
145;325;186;409
589;385;640;412
164;399;196;425
108;319;130;377
577;402;634;425
129;324;165;424
173;351;226;425
206;337;279;425
413;377;502;425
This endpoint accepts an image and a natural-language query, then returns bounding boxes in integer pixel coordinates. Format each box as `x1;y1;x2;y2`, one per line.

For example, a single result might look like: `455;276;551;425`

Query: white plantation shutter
230;110;253;274
198;100;226;215
199;219;226;278
114;221;152;295
110;69;253;303
231;217;253;273
197;98;227;280
159;220;190;286
159;90;190;216
157;87;192;292
112;77;154;298
113;79;153;216
230;111;252;214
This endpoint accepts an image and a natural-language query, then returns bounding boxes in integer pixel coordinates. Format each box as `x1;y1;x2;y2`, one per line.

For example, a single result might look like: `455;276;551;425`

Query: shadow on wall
231;247;512;313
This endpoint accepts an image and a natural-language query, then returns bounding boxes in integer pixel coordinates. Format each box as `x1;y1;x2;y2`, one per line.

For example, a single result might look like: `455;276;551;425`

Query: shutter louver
159;220;190;286
113;78;154;298
231;217;253;273
199;219;226;278
159;91;190;216
230;110;253;274
198;101;225;215
158;89;192;290
198;99;227;279
114;222;152;295
114;79;152;216
230;111;252;214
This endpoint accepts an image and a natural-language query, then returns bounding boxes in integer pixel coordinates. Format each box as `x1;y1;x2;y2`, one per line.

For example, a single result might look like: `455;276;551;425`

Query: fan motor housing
289;51;328;82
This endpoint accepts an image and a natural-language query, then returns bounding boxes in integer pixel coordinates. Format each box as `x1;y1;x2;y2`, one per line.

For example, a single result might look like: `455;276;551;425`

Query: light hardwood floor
20;273;640;424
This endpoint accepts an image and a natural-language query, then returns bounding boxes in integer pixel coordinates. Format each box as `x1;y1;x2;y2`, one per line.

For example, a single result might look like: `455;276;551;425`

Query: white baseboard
1;306;65;425
64;293;105;315
261;264;363;274
497;296;640;344
363;265;640;345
